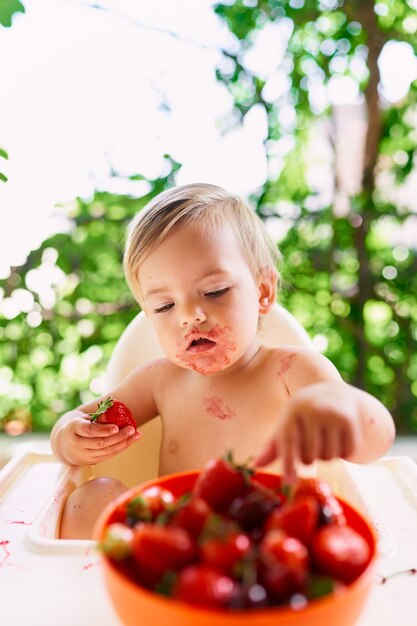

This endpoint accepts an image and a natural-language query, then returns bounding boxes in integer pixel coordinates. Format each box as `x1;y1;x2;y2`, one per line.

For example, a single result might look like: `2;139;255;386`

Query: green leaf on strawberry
89;396;138;430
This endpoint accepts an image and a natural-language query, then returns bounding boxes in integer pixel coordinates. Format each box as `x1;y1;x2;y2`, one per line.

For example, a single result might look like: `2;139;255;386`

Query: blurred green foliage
0;148;8;183
0;158;180;432
0;0;23;181
0;0;24;28
213;0;417;431
1;1;417;434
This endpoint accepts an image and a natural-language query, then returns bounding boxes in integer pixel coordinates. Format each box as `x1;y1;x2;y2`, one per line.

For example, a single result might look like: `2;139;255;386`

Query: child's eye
154;303;174;314
205;287;229;298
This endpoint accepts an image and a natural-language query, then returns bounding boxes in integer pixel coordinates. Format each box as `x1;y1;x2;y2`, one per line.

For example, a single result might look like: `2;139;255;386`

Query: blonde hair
124;183;280;298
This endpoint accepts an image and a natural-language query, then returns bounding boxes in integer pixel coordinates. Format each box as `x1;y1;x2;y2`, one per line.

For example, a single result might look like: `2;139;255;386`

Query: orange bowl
94;471;377;626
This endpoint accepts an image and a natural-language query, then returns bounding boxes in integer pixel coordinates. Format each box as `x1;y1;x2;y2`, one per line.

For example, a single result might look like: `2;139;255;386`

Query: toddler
51;183;395;538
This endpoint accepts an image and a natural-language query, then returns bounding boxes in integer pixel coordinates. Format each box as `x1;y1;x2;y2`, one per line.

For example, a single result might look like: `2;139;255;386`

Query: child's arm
254;348;395;478
50;361;162;466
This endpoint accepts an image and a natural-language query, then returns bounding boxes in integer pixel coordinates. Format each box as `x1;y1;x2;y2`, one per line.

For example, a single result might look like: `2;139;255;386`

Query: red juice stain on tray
0;540;11;568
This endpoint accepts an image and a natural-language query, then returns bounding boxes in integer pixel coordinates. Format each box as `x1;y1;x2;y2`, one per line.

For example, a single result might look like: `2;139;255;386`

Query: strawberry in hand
89;397;138;431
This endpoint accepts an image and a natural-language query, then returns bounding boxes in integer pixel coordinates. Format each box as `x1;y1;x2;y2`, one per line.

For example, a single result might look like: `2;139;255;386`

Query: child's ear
258;266;278;314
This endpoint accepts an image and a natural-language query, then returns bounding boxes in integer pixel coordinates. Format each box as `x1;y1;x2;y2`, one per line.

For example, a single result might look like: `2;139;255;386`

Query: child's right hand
253;382;361;480
54;411;141;466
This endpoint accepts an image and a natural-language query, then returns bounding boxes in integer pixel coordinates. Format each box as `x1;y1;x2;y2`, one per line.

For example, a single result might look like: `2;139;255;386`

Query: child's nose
180;304;207;327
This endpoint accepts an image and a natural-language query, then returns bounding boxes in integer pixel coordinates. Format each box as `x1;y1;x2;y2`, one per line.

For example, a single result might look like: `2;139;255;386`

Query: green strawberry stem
154;570;177;596
281;482;295;501
89;396;114;421
224;450;254;484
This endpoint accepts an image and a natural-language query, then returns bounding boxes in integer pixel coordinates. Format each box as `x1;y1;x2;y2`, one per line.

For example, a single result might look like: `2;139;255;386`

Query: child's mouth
188;337;216;352
176;324;237;373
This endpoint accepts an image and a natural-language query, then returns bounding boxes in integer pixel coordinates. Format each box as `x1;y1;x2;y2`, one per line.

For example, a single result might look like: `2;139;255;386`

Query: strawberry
132;524;196;586
200;527;251;573
170;496;212;539
293;477;333;502
263;495;319;545
293;477;346;526
173;564;238;608
193;451;252;512
89;396;138;430
100;523;134;560
259;529;309;598
126;486;175;524
311;525;371;584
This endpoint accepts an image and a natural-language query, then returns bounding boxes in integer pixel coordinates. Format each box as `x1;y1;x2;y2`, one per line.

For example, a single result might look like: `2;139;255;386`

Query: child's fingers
251;438;278;467
282;437;296;482
342;428;355;459
83;426;137;450
74;417;119;438
282;442;297;482
321;426;341;460
90;430;141;462
282;420;299;482
343;421;360;459
299;420;320;465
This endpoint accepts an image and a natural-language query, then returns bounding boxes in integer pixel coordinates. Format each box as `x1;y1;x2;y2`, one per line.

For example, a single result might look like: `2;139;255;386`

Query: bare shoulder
262;344;320;365
262;346;342;390
128;357;178;381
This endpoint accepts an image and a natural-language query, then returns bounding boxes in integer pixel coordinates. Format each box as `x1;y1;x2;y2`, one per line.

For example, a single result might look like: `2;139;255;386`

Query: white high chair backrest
93;304;313;486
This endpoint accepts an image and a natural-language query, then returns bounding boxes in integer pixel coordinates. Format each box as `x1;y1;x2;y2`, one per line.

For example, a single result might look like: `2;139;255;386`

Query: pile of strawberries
100;453;371;611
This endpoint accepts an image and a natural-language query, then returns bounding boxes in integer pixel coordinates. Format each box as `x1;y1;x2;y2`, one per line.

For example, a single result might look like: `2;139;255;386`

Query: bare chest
156;366;290;475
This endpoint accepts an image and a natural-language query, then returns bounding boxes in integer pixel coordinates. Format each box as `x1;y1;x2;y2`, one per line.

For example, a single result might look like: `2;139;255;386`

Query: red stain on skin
204;396;236;421
276;353;296;377
176;324;236;375
0;540;11;568
8;520;32;525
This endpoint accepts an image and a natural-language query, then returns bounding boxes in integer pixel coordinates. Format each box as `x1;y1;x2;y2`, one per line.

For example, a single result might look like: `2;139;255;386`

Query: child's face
137;221;271;375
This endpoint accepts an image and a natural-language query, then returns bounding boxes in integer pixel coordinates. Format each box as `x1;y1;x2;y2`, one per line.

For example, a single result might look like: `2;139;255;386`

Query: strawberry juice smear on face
176;324;236;375
138;221;264;376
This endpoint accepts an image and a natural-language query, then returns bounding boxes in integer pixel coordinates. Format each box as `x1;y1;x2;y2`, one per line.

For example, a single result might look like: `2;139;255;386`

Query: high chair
92;305;312;487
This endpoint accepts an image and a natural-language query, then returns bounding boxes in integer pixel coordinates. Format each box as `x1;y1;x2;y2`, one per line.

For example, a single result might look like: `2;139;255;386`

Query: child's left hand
253;382;362;479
